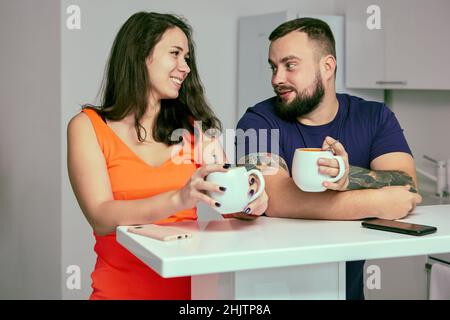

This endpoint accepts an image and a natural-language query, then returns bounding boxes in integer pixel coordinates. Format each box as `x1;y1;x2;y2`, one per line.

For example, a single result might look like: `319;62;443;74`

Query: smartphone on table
361;218;437;236
127;224;192;241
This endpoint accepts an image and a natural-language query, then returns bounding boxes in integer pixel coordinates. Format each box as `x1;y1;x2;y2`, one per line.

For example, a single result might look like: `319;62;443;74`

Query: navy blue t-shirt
235;93;412;300
236;93;411;172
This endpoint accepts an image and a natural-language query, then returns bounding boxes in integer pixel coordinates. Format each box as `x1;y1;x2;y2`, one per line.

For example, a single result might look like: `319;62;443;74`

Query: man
235;17;422;300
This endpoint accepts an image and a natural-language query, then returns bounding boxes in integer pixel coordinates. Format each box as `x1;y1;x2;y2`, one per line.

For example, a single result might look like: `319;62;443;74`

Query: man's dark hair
269;17;336;72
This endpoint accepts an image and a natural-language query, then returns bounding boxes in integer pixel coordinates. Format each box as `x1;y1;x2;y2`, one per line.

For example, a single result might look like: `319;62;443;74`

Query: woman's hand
201;134;228;165
227;173;268;220
175;164;231;210
183;121;227;165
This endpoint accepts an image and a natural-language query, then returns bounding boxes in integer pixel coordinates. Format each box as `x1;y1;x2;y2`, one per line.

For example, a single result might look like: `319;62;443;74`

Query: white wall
2;0;447;300
389;90;450;175
61;0;338;299
0;0;61;299
62;0;449;298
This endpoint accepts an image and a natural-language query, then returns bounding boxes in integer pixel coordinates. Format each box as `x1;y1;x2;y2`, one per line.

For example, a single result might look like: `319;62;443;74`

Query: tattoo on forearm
347;166;417;192
238;153;288;174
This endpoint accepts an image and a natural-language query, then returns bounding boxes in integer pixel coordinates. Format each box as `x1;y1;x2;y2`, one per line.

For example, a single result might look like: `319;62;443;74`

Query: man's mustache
274;85;297;95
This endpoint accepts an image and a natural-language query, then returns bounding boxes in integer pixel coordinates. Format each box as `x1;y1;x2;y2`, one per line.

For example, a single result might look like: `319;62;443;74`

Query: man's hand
373;185;422;220
319;136;350;191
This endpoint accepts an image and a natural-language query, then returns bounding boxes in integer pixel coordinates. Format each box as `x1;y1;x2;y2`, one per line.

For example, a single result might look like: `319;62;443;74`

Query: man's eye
286;63;296;69
270;66;277;73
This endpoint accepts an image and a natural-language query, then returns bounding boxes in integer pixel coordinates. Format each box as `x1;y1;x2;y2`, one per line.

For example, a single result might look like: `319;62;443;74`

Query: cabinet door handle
375;81;407;85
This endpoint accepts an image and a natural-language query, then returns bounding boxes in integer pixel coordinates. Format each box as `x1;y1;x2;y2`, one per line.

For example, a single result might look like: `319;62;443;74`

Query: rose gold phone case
127;224;192;241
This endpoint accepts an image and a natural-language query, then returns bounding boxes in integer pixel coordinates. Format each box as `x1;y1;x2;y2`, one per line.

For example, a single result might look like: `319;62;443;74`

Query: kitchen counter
417;171;450;206
117;204;450;299
420;195;450;206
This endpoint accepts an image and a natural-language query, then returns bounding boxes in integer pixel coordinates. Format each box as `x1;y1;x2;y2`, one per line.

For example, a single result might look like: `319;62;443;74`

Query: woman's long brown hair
84;12;221;144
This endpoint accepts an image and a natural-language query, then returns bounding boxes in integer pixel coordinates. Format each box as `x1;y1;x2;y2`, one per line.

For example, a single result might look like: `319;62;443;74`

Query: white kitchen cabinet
346;0;450;90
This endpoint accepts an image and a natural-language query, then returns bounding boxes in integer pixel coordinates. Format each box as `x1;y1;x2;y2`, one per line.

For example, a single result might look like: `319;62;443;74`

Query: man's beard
274;73;325;122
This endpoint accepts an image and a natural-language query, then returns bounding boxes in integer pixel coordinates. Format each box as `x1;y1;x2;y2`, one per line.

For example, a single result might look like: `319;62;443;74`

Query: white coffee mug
292;148;345;192
206;166;265;214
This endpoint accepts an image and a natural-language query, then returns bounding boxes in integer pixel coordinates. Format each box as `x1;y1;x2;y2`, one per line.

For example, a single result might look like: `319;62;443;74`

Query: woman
67;12;268;299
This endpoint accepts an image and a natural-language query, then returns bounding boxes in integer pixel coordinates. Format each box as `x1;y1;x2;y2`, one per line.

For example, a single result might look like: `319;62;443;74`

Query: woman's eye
171;51;179;56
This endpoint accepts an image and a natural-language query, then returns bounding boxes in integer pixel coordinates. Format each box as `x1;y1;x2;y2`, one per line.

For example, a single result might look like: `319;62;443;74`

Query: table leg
192;261;346;300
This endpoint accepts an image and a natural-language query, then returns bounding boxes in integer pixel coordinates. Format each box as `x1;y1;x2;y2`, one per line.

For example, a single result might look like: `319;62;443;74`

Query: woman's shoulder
67;110;100;140
68;111;90;131
69;107;106;129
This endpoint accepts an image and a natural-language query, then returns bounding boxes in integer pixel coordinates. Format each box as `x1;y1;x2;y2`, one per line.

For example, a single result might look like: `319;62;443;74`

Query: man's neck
297;92;339;126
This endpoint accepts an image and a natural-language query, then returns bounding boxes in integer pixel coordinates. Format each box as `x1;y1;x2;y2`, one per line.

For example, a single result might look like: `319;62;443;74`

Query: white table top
117;205;450;278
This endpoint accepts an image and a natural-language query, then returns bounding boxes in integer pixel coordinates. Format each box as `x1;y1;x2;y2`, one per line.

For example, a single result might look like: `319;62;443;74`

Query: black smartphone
361;218;437;236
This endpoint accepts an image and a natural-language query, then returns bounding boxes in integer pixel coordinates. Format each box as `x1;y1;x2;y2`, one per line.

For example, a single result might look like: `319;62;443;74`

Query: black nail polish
249;189;255;197
223;163;231;169
215;202;221;207
219;186;227;192
244;207;251;214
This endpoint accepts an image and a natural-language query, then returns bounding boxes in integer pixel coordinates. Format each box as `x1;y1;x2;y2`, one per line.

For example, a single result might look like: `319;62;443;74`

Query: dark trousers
346;260;365;300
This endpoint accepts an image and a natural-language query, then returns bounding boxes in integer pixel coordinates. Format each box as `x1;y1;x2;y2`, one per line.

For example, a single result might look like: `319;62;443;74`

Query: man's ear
321;54;336;80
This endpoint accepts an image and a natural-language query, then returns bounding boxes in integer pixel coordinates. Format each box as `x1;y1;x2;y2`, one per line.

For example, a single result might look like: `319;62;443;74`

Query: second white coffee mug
206;166;265;214
292;148;345;192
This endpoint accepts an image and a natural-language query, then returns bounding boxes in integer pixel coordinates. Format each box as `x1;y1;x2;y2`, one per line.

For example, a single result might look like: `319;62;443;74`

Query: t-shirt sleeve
235;111;285;164
370;106;412;161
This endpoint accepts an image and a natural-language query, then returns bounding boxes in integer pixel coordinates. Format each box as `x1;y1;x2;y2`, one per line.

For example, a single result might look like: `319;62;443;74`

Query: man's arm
346;152;418;192
347;166;417;193
368;151;418;188
240;152;421;220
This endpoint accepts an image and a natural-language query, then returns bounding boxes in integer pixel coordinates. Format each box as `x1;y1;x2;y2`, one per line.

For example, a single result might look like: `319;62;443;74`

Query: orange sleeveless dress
82;108;198;300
